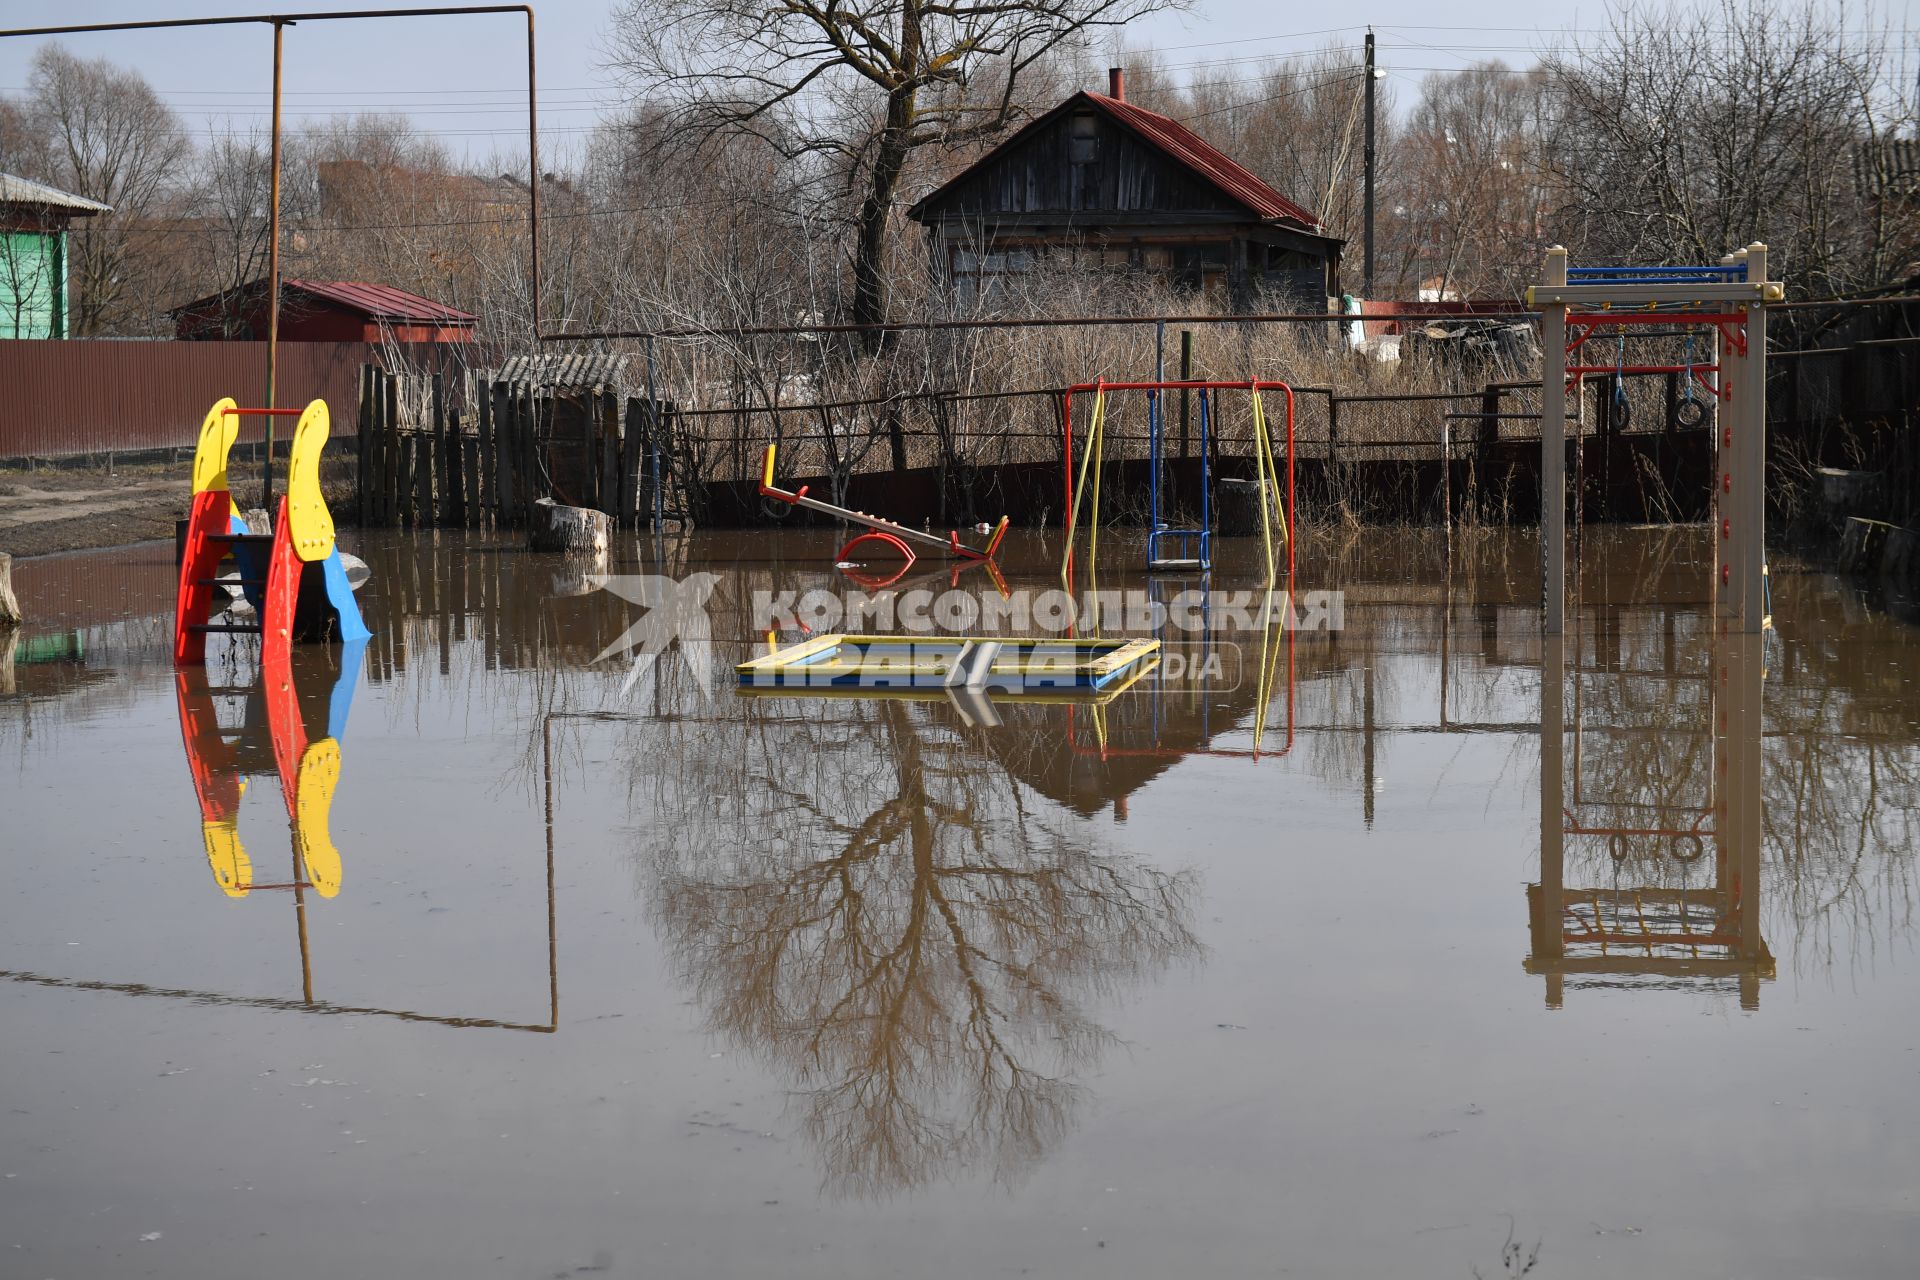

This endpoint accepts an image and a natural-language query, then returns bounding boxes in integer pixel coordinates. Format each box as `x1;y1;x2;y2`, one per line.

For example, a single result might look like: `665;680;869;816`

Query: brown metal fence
0;340;478;459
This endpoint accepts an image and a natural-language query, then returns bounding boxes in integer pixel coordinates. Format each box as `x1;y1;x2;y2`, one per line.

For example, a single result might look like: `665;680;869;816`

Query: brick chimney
1108;66;1125;101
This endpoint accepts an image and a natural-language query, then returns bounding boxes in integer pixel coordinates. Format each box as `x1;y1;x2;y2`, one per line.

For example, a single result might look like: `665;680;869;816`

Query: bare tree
24;44;190;334
1395;64;1552;299
0;97;49;177
1545;0;1917;297
644;696;1199;1196
184;129;274;334
604;0;1184;347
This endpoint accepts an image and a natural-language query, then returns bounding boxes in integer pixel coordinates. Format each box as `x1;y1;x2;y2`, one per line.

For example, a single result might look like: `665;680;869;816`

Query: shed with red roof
168;278;477;343
908;69;1342;309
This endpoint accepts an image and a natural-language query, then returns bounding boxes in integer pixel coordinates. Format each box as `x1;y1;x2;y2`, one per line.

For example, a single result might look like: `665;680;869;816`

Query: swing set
1058;380;1296;584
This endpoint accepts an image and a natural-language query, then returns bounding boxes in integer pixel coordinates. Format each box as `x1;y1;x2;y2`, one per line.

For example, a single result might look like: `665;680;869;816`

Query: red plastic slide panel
173;668;241;823
261;638;310;826
262;496;301;673
174;488;234;665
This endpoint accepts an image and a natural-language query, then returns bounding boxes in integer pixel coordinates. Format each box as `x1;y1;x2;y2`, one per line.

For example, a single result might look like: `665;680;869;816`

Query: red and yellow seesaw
758;442;1009;582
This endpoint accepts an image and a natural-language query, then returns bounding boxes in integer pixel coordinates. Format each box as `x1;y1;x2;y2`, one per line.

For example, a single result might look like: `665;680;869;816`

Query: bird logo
587;573;724;697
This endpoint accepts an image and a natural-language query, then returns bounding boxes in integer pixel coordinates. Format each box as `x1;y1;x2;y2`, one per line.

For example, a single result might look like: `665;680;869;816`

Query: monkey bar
1527;246;1782;634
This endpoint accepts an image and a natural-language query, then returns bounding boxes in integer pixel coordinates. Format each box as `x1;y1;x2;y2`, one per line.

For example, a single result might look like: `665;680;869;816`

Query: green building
0;174;110;339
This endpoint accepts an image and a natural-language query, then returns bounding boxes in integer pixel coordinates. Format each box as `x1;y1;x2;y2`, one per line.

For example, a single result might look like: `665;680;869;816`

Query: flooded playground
4;525;1920;1279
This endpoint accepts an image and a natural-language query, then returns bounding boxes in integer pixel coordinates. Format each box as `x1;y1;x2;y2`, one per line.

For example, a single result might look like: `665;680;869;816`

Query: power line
1186;69;1365;120
112;169;853;236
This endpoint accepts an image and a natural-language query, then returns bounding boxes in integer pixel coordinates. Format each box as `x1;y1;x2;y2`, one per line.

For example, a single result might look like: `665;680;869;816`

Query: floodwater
3;525;1919;1279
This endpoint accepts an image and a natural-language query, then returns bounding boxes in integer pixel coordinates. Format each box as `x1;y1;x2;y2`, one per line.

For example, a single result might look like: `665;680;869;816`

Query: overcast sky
0;0;1913;165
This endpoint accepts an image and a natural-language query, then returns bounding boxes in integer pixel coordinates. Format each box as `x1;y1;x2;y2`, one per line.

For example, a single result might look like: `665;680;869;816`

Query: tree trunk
528;497;612;555
851;91;917;353
0;553;19;624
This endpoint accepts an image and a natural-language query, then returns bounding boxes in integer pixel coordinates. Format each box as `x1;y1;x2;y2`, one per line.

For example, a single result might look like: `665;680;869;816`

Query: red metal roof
909;90;1325;233
284;279;476;324
1085;94;1322;230
168;278;476;324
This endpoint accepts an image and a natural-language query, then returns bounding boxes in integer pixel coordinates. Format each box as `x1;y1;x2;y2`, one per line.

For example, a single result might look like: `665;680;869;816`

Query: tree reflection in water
639;697;1200;1197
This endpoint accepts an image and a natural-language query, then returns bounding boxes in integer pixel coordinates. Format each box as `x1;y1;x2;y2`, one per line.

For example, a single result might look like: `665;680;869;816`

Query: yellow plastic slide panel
286;399;337;563
191;397;242;495
295;737;343;898
202;817;253;898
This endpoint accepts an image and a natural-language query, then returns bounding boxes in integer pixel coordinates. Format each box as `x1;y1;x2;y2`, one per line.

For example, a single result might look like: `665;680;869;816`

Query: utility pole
1363;29;1376;296
264;17;284;510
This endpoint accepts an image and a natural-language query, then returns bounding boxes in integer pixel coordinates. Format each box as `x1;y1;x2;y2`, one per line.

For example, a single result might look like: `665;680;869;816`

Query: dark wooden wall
926;107;1245;219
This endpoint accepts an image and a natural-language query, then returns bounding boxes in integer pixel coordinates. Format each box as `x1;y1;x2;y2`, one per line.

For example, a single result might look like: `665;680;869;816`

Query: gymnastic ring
1608;833;1629;862
1673;398;1708;429
1610;395;1632;431
759;495;794;521
1670;833;1705;862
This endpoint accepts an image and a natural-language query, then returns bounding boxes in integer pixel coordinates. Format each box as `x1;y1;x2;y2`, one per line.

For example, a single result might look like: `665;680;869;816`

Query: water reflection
1532;624;1773;1007
175;640;365;901
7;527;1920;1215
638;695;1201;1196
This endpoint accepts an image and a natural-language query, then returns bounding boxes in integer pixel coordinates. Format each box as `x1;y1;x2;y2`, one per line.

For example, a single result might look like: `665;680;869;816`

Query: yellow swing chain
1247;388;1288;588
1060;385;1109;583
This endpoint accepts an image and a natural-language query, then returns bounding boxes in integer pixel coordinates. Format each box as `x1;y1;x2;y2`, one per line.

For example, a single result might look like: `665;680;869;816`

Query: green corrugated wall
1;230;67;339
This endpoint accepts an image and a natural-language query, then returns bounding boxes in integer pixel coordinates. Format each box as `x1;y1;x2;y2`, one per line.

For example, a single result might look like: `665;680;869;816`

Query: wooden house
907;70;1342;309
0;173;110;339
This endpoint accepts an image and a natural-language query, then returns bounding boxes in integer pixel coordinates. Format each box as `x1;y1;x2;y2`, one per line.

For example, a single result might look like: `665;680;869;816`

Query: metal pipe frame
1531;244;1777;636
1060;379;1296;585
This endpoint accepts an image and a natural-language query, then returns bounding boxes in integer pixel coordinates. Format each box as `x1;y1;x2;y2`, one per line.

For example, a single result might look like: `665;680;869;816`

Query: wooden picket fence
355;364;672;530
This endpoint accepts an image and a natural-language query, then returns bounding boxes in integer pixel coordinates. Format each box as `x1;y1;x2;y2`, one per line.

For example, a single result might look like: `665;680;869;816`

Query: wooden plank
493;381;516;524
460;414;480;528
475;379;493;523
519;382;538;528
355;364;370;527
399;434;416;529
382;371;401;527
432;372;450;527
446;407;466;528
417;401;437;526
619;397;642;529
600;389;620;518
368;370;384;527
361;366;377;527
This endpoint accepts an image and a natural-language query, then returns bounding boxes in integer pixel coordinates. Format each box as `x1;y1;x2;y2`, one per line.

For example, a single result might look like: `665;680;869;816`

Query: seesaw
758;442;1009;574
175;397;371;666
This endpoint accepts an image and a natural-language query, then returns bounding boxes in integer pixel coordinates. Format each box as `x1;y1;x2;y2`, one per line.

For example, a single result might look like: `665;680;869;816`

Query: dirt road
0;468;188;559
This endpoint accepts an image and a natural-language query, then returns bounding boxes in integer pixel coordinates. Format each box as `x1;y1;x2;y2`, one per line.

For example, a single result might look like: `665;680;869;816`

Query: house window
1069;112;1098;209
950;245;1034;307
1171;243;1229;294
1069;112;1097;164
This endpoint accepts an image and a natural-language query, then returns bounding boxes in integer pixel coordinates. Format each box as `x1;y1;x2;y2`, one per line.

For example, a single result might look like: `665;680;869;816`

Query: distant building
0;173;110;339
314;160;546;226
907;69;1342;309
168;278;477;343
